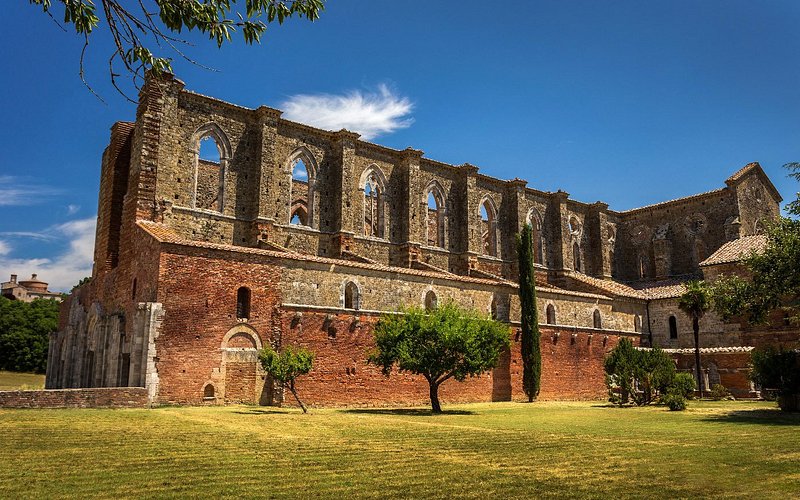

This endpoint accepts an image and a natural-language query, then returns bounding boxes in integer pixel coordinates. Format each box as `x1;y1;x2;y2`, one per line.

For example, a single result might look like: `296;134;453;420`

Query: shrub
670;372;696;400
750;347;800;411
710;384;731;401
664;391;687;411
604;339;676;406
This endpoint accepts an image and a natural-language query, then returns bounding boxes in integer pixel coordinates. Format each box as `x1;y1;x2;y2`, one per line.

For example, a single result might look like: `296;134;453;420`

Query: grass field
0;370;45;390
0;401;798;498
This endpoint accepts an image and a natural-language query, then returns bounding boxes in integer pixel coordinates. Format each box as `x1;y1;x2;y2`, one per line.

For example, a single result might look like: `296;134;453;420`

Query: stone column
329;130;360;256
547;190;570;271
586;202;612;278
457;163;481;274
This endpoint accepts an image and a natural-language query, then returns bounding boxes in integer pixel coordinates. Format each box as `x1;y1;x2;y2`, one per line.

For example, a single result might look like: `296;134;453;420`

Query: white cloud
0;176;61;206
67;204;80;215
281;84;414;141
0;240;10;256
0;217;96;292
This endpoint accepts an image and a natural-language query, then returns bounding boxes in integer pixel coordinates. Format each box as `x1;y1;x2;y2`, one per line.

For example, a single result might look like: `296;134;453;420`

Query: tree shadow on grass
701;409;800;426
340;408;475;416
231;408;298;415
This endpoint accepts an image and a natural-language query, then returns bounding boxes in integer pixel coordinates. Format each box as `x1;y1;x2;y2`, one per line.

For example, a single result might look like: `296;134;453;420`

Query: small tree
516;224;542;402
678;280;711;397
369;302;510;413
750;347;800;411
604;338;677;406
259;345;314;413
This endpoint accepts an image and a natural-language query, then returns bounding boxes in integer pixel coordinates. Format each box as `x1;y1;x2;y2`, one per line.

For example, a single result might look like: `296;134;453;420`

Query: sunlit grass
0;371;45;390
0;401;797;498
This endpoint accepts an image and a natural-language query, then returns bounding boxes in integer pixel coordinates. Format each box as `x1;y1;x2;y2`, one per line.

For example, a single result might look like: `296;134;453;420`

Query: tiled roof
616;188;727;215
700;235;767;267
137;221;616;301
629;277;695;300
726;162;760;183
656;346;755;354
563;272;647;299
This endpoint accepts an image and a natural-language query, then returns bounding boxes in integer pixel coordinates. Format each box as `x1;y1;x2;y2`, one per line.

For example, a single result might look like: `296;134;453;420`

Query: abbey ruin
45;73;797;406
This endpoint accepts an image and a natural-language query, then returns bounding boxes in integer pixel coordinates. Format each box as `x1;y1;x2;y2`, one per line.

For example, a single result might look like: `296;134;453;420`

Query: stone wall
0;387;149;409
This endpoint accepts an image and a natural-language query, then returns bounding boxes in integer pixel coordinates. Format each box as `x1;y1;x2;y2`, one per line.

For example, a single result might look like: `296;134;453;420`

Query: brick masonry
0;388;148;409
39;72;799;408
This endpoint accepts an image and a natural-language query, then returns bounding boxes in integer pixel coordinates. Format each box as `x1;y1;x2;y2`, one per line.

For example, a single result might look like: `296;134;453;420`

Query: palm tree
678;280;711;397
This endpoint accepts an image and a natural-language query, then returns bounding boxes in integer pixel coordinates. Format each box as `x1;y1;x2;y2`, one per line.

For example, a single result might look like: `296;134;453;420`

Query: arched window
236;287;251;320
573;242;582;273
287;148;318;228
593;309;602;329
546;304;556;325
131;278;137;300
362;167;387;238
425;290;438;311
203;384;215;399
425;182;447;248
668;315;678;339
638;253;648;280
290;206;308;225
192;124;231;212
526;209;544;265
490;297;498;320
634;314;642;333
480;197;498;257
344;281;360;310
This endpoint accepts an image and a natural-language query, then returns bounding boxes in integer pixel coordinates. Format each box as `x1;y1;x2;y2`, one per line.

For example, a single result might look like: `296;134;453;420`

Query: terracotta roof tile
563;272;647;299
629;277;693;300
726;162;761;183
700;235;766;267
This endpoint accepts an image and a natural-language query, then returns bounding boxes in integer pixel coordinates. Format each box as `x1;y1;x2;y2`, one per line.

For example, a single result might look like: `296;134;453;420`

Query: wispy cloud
0;176;61;206
0;231;57;241
281;84;414;141
0;217;96;292
67;204;80;215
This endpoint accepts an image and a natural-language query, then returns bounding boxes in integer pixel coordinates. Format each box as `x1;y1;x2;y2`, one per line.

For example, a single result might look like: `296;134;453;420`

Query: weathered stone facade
43;73;797;407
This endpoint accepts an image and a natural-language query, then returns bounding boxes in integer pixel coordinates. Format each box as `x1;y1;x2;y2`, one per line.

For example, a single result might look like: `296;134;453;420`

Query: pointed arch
593;309;602;329
286;146;320;228
360;165;388;238
343;280;361;310
424;180;447;248
546;304;556;325
191;123;232;212
525;208;545;265
479;195;499;257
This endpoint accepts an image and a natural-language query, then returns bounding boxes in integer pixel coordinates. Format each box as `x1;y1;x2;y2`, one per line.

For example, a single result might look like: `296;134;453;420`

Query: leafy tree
785;162;800;216
516;224;541;402
678;280;711;397
369;302;510;413
604;338;677;406
71;276;92;292
28;0;325;97
712;217;800;326
0;297;60;373
259;344;314;413
750;347;800;411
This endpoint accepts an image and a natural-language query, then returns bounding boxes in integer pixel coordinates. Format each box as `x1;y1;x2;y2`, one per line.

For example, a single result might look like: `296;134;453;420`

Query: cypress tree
517;224;541;401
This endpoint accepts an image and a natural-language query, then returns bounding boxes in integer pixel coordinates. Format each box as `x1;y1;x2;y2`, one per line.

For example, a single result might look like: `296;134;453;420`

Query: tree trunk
429;381;442;413
288;380;307;413
693;316;703;398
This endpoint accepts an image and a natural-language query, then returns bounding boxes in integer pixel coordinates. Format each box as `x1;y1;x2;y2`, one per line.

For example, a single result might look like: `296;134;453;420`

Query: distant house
1;274;62;302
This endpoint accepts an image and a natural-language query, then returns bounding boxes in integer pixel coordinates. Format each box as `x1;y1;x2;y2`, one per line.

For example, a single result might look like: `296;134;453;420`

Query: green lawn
0;401;798;498
0;371;45;390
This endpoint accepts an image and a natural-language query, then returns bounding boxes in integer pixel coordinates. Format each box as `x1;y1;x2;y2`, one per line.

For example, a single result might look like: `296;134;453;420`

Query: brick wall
0;388;148;409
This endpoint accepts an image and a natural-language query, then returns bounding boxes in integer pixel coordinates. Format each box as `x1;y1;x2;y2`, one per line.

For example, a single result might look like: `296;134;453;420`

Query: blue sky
1;1;799;291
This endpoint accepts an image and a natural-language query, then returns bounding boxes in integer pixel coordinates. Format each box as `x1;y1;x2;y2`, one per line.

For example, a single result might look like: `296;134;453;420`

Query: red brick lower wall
0;388;148;409
671;352;754;398
280;310;629;408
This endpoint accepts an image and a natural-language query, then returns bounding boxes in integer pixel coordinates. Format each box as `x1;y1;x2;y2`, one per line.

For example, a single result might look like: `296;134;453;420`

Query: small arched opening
203;383;215;399
546;304;556;325
344;281;360;310
593;309;602;329
425;290;438;311
668;315;678;339
573;242;582;273
236;287;251;320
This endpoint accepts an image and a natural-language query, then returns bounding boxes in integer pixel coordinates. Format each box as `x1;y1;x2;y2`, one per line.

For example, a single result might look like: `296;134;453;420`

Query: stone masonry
42;73;797;406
